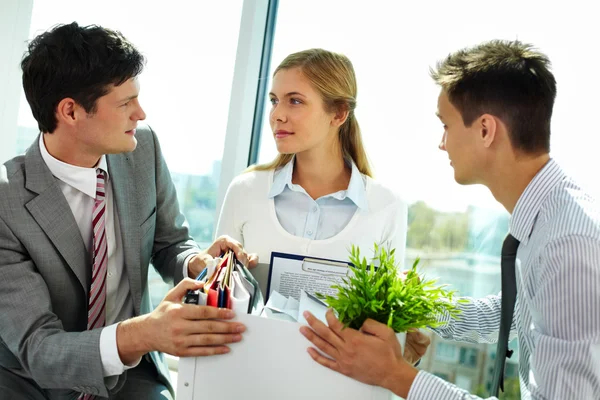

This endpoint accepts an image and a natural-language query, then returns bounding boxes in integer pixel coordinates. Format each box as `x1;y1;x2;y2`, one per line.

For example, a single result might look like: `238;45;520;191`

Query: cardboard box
177;312;396;400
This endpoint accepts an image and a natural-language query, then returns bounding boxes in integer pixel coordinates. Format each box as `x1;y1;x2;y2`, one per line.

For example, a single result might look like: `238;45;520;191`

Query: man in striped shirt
300;40;600;399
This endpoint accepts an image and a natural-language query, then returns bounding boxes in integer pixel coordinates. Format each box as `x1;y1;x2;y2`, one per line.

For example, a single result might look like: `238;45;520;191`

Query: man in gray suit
0;22;255;399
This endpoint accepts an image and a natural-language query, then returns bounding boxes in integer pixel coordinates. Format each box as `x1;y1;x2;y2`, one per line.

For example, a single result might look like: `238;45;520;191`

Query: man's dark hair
431;40;556;154
21;22;145;133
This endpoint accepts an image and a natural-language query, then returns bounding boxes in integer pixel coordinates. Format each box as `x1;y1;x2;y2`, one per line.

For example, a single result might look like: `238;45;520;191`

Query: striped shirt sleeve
408;371;498;400
432;294;512;344
527;235;600;399
410;234;600;399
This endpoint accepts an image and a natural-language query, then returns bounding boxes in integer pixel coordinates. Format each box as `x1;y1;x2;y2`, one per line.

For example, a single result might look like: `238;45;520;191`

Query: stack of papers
262;290;330;325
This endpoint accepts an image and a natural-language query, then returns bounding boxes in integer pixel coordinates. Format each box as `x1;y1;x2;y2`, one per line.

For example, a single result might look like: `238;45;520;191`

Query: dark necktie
491;234;520;397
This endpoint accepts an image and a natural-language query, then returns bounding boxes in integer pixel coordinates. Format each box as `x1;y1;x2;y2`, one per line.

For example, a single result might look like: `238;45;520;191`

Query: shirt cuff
408;370;468;400
99;323;142;377
183;253;197;279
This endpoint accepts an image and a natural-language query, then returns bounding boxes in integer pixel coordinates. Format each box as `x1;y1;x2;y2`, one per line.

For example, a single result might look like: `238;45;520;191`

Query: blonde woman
216;48;407;268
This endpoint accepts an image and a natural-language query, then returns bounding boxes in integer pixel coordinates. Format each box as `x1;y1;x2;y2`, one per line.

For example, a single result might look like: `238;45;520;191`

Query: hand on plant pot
300;309;419;398
404;329;431;365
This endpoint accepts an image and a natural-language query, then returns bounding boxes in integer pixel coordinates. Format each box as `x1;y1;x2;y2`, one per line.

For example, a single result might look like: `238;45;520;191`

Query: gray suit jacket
0;125;199;398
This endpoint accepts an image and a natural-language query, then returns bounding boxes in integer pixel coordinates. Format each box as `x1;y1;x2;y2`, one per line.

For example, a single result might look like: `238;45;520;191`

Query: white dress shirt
408;159;600;399
216;165;407;265
268;156;369;240
39;135;139;378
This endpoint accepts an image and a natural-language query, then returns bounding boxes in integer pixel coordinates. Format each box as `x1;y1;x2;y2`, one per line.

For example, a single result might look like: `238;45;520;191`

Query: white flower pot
396;332;407;356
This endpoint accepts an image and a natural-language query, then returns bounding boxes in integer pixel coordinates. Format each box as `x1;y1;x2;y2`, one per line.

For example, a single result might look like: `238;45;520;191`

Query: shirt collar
345;161;369;210
39;134;109;199
268;155;368;210
268;156;295;199
510;158;565;244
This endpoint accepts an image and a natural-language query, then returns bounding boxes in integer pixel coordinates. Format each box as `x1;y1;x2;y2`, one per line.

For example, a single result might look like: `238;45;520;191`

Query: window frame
0;0;34;164
215;0;279;218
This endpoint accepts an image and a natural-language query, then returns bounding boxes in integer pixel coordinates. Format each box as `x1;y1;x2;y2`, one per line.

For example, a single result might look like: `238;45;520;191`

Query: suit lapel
24;136;90;294
107;153;142;314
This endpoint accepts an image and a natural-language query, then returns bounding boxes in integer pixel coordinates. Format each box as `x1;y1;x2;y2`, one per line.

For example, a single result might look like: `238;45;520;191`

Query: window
455;375;473;392
433;372;450;381
459;347;479;368
17;0;244;307
255;1;600;396
435;342;459;363
506;362;519;378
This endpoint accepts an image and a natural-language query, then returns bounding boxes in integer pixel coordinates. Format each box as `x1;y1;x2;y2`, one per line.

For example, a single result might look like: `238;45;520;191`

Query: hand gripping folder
183;250;263;315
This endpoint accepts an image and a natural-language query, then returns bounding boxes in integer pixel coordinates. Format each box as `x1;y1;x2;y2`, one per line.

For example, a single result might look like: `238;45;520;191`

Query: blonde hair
248;48;373;177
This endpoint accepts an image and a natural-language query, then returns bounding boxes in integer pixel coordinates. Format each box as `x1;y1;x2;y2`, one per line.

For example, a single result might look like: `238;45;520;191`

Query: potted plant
317;244;462;350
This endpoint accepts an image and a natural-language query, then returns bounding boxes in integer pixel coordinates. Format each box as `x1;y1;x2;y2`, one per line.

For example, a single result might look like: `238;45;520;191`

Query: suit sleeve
146;127;200;285
0;214;109;397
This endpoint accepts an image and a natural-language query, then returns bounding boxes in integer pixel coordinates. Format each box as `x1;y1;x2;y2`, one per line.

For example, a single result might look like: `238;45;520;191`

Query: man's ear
56;98;80;127
331;107;350;129
479;113;498;148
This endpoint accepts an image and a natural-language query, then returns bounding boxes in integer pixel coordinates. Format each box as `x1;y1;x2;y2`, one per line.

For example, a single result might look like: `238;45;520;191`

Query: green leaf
320;243;462;332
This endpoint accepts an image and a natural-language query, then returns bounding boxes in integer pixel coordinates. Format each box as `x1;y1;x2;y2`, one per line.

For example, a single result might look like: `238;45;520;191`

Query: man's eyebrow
117;94;138;103
436;112;443;119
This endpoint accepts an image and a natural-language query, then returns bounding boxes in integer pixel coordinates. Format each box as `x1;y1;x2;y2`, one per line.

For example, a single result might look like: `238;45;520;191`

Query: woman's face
269;67;338;156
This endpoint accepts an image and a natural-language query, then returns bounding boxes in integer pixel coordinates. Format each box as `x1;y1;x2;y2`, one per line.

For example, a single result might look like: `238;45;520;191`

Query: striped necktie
80;169;108;400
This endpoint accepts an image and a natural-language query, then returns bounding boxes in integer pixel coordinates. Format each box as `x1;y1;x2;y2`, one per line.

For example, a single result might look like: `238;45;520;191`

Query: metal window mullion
215;0;279;224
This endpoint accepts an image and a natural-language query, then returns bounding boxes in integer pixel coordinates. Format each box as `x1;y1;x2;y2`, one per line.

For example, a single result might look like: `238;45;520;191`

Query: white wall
0;0;33;164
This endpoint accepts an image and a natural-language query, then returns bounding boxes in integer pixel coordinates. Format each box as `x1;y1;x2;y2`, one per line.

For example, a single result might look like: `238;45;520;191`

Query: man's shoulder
0;155;29;217
131;124;156;153
0;155;27;192
120;124;161;168
545;178;600;240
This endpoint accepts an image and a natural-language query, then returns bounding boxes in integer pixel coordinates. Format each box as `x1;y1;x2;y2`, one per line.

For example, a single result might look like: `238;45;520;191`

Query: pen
183;267;208;304
197;266;208;281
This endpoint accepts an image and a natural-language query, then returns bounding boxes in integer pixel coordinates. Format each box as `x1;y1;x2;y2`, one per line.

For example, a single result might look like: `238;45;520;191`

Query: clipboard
266;252;352;303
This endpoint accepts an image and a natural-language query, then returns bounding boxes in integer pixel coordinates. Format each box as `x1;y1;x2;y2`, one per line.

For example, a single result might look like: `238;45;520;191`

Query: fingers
247;253;259;268
188;253;213;278
183;346;231;357
212;235;249;266
306;347;340;372
299;325;339;359
174;341;239;357
184;333;243;347
303;311;345;348
407;329;430;345
400;270;409;282
324;309;345;335
181;304;236;321
179;318;247;336
164;278;203;302
360;319;396;341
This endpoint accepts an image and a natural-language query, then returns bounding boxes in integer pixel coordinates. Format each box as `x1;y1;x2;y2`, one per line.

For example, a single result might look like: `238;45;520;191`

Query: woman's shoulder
364;175;407;212
228;169;272;190
222;169;273;209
